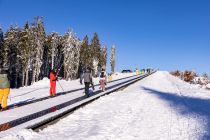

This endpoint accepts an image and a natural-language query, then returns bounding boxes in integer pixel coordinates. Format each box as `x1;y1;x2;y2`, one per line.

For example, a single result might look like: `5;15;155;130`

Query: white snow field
1;71;210;140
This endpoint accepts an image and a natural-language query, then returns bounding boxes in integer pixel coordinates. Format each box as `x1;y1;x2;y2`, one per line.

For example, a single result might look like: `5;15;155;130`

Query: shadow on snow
142;87;210;139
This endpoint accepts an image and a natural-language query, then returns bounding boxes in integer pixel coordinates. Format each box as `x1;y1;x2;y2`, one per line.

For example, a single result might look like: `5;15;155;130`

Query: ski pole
57;80;65;92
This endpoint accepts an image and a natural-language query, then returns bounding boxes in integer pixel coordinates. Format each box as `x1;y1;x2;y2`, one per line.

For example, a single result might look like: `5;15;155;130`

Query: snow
206;84;210;89
193;76;209;87
2;71;210;140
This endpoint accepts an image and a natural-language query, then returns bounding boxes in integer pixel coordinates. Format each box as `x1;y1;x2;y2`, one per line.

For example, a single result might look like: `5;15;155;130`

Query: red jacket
50;72;56;83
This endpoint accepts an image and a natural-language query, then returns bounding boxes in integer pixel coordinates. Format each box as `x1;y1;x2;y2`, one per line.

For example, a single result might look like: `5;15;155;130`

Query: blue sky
0;0;209;74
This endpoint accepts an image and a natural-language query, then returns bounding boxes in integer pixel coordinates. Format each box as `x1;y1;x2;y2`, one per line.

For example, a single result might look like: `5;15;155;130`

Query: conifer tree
55;35;65;77
79;35;90;68
3;26;13;69
63;29;80;80
100;46;107;69
90;33;101;76
44;34;54;77
47;32;60;70
17;22;32;86
0;17;109;87
4;25;21;88
30;17;46;83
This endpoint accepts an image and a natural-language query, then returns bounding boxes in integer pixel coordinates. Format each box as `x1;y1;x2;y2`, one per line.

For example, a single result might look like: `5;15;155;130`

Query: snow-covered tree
42;32;64;78
90;33;101;76
0;17;109;88
63;29;80;80
4;25;22;88
100;46;107;69
92;59;99;76
17;22;32;86
110;45;116;73
2;26;12;69
47;33;60;70
51;34;56;70
79;35;90;68
30;17;46;83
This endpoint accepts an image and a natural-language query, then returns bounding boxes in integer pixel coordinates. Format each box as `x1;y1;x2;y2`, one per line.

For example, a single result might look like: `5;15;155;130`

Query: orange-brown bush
171;70;198;83
183;71;197;83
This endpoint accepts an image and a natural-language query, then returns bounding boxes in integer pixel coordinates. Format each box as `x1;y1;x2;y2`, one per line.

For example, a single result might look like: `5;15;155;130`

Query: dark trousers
84;82;90;96
80;74;83;85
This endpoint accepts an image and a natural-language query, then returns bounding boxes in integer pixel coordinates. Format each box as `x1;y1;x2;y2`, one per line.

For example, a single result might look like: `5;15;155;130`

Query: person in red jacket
50;69;56;97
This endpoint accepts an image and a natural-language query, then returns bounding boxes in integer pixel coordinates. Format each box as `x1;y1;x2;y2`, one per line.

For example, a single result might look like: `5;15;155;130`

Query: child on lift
99;69;107;91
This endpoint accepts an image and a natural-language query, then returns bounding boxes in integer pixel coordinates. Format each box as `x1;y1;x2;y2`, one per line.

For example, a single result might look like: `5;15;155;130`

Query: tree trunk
25;69;29;86
22;70;25;87
15;73;18;88
32;64;36;84
52;48;54;70
36;63;39;82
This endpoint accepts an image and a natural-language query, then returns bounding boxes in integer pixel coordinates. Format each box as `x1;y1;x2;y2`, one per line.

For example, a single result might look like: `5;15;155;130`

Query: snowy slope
2;71;210;140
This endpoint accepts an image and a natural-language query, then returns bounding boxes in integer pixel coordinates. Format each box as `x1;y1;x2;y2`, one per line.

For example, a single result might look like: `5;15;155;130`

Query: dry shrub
183;70;197;83
171;70;209;86
170;70;181;77
170;70;184;80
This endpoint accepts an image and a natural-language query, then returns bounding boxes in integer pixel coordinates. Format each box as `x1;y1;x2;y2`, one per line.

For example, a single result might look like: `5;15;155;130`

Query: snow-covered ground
8;72;135;106
2;71;210;140
207;84;210;89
